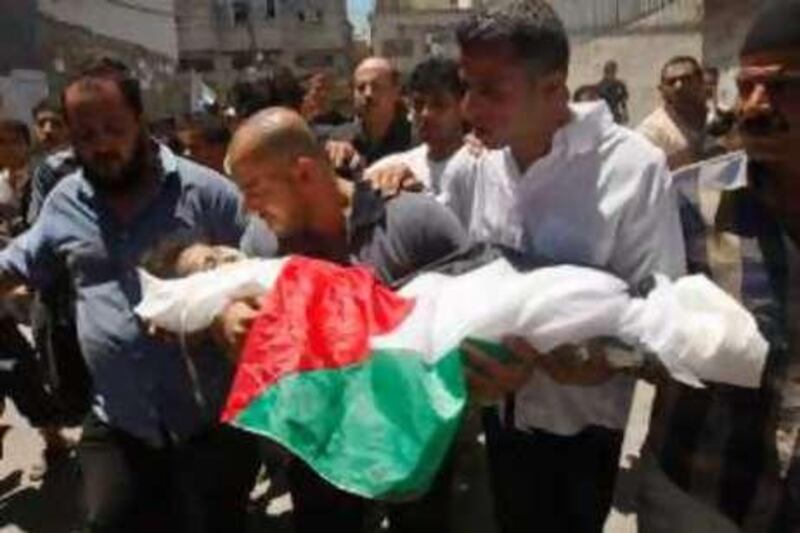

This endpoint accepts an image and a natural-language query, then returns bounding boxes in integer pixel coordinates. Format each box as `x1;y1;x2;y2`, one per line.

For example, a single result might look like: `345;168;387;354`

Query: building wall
176;0;352;78
38;0;179;59
567;0;703;125
371;8;473;73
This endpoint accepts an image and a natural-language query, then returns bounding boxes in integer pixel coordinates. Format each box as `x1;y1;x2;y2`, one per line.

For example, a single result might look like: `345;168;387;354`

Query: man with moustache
638;2;800;531
326;57;413;173
638;56;709;170
0;58;268;532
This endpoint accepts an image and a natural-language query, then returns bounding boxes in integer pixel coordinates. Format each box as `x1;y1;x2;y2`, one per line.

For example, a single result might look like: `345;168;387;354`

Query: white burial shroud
135;257;768;389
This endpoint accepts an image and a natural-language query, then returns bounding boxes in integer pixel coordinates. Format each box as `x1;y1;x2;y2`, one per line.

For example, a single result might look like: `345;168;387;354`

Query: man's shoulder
173;155;241;200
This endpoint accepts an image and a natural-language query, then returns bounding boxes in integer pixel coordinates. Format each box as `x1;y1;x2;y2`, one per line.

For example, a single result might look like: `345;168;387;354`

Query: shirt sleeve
440;153;479;228
0;212;58;289
392;194;470;274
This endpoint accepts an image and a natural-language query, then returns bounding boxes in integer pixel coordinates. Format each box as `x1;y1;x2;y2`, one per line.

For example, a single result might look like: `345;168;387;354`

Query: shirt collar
556;101;613;158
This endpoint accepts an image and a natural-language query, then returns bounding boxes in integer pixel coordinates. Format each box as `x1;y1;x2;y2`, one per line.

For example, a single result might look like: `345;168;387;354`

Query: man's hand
211;297;261;362
364;163;423;199
535;340;615;386
325;140;362;172
463;336;539;404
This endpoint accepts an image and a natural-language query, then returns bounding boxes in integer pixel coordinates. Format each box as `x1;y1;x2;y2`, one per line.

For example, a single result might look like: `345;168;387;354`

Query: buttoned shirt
444;102;686;436
0;144;269;446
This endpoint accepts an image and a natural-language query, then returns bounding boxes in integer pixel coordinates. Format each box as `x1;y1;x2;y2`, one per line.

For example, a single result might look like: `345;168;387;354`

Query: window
232;0;250;26
265;0;276;19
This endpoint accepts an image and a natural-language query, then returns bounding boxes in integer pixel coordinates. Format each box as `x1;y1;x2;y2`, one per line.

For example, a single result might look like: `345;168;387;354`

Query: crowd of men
0;0;798;532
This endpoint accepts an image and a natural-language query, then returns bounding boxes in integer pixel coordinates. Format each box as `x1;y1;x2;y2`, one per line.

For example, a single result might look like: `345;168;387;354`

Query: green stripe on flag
230;348;466;500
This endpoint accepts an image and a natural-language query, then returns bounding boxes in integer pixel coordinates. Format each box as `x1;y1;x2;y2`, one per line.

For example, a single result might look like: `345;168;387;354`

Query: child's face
175;244;244;277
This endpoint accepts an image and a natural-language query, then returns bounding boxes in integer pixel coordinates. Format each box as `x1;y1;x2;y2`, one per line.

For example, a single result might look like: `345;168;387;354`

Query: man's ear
293;156;321;186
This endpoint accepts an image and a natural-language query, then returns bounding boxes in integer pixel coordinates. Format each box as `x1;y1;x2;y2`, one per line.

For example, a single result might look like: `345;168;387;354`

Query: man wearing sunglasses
637;2;800;532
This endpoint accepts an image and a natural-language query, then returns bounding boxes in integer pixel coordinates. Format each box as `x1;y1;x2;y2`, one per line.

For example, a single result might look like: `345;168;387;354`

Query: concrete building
371;0;479;74
18;0;185;119
176;0;353;91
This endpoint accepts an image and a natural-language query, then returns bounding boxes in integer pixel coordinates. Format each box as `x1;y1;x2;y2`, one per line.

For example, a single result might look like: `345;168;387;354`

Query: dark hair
62;56;143;117
660;56;702;82
407;57;465;98
703;66;719;79
31;98;63;121
741;0;800;57
0;119;32;147
178;113;231;146
456;0;569;78
232;67;304;119
604;60;618;72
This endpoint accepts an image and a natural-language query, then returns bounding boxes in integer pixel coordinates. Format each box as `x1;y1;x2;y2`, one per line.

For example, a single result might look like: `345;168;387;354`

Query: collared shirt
340;180;468;285
329;111;414;166
638;105;706;170
648;151;797;530
0;144;270;446
444;101;686;436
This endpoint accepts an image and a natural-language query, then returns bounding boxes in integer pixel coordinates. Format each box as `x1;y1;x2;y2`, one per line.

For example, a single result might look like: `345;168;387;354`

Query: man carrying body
327;57;413;173
439;2;685;531
639;3;800;531
0;58;267;532
221;107;467;532
638;56;709;170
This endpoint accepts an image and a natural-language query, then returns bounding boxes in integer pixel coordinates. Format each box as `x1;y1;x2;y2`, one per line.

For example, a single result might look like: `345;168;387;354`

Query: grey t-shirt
345;182;468;285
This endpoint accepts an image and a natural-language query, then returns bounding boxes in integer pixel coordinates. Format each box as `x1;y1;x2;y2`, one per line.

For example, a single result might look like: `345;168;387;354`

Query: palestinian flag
221;256;467;501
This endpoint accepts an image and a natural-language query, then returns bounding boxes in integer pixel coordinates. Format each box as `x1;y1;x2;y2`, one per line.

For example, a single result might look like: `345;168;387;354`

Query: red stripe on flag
222;256;415;422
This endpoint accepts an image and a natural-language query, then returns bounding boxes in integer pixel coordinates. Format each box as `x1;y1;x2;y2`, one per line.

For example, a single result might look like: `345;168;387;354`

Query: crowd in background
0;1;798;532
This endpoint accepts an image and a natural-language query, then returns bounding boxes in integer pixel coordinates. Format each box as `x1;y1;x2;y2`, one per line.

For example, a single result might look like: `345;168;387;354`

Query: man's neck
363;111;396;145
667;102;706;133
428;136;463;162
509;109;571;173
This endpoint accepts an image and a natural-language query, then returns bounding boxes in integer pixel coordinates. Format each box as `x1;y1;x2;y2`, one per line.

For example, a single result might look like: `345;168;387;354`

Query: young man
597;60;629;124
221;107;467;532
31;99;69;156
638;56;709;170
0;58;269;532
367;57;473;199
441;2;685;531
639;3;800;531
326;57;413;172
175;113;231;174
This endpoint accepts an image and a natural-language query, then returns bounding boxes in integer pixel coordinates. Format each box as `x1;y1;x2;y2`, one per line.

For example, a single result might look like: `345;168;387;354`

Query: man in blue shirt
0;58;267;532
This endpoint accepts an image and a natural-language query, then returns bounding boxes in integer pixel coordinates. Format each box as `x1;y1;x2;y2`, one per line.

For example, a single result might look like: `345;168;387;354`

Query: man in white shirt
638;56;708;170
447;2;686;531
367;57;474;200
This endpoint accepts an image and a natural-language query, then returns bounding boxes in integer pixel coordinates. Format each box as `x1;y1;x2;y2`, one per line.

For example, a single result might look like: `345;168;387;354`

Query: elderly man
638;56;709;169
638;2;800;532
326;57;413;173
222;107;467;532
